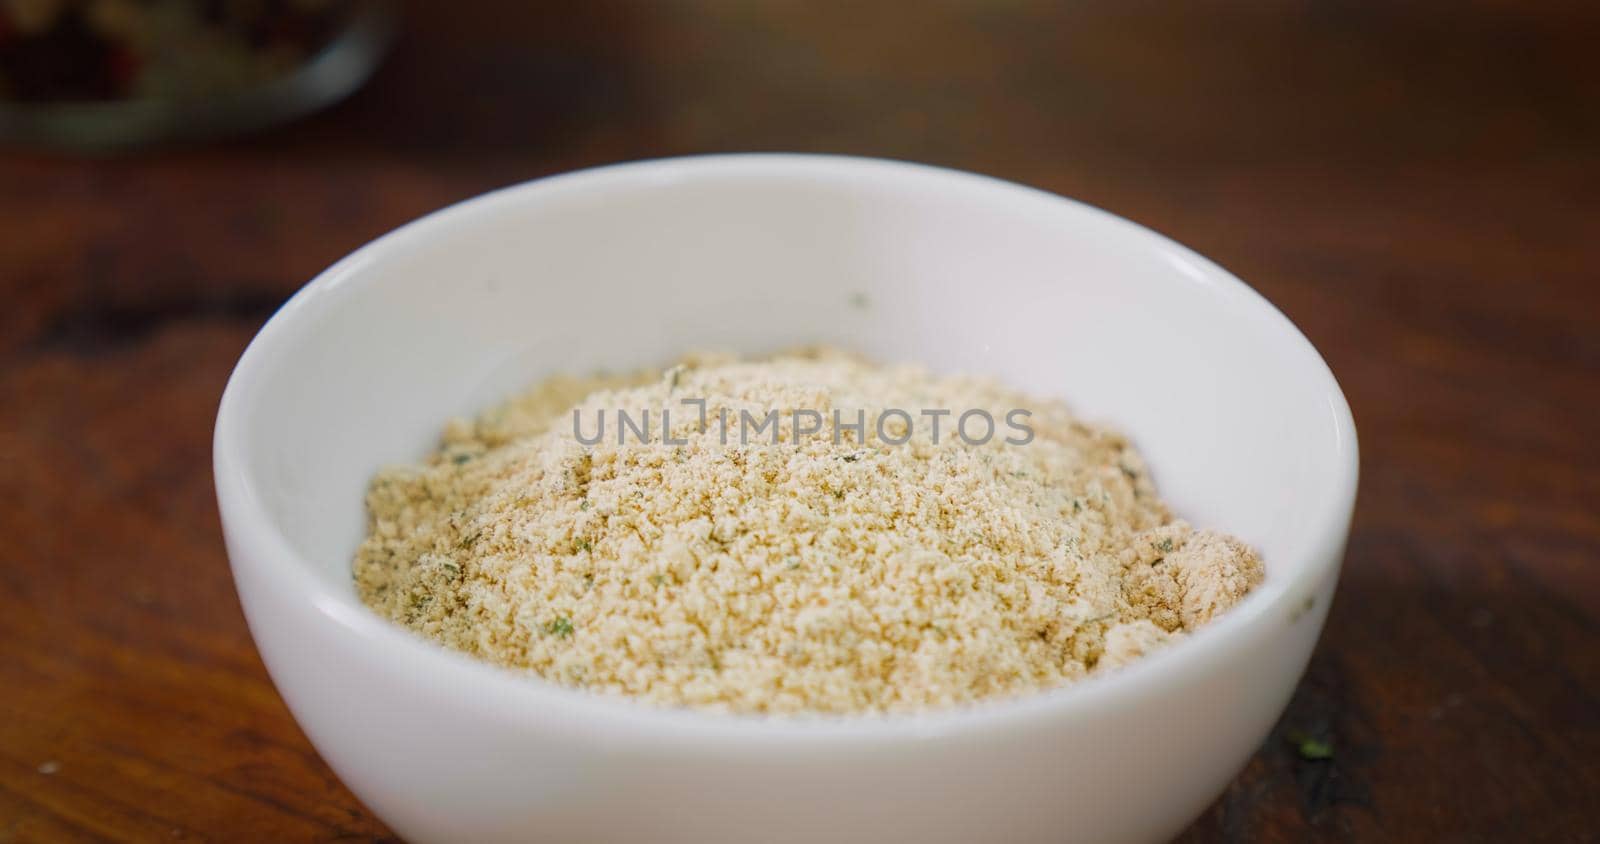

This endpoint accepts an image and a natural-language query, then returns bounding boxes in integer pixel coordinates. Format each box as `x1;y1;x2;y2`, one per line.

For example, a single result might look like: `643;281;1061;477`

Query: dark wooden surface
2;2;1597;841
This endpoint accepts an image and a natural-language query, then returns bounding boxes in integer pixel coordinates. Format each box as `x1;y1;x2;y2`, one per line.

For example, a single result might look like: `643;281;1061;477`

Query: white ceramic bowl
214;155;1357;844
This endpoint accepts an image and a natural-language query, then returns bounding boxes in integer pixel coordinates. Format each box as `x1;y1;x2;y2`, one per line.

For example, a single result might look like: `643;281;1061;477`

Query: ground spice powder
354;349;1263;715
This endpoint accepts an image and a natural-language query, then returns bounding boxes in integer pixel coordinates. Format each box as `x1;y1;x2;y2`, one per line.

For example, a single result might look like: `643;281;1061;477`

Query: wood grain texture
2;1;1596;841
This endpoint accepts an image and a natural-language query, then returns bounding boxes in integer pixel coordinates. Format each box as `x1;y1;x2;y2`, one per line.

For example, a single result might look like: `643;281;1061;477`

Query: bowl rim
214;152;1359;745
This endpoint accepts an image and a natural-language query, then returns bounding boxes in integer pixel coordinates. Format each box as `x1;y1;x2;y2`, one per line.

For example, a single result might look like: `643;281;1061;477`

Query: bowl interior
224;156;1353;613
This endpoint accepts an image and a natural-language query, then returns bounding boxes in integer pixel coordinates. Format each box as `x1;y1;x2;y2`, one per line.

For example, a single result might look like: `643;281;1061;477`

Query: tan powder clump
354;349;1263;715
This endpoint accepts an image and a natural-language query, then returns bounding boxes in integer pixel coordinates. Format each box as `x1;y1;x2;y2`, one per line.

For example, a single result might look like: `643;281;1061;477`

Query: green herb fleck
579;500;590;511
1156;538;1175;554
1292;734;1334;761
651;574;666;587
546;617;574;638
403;593;434;621
451;453;473;465
573;538;592;553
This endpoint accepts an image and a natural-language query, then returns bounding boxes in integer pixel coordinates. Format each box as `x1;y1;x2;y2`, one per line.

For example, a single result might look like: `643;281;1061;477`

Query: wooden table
3;2;1596;841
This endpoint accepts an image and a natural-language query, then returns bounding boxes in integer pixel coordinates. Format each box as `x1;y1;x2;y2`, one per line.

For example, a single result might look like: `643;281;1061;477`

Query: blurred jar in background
0;0;393;150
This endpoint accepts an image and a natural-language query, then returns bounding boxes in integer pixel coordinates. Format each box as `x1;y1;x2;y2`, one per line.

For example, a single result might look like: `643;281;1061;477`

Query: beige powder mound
354;349;1263;715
